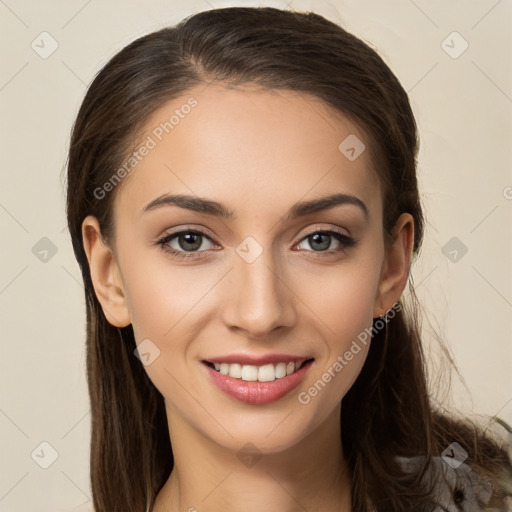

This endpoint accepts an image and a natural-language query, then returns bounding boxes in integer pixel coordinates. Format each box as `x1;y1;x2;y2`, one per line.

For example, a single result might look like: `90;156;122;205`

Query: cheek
292;256;381;405
121;252;227;387
294;257;381;342
122;265;200;394
123;252;218;340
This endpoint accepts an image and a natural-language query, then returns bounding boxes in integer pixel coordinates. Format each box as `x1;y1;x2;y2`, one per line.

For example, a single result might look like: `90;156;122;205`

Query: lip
204;353;311;366
202;358;314;405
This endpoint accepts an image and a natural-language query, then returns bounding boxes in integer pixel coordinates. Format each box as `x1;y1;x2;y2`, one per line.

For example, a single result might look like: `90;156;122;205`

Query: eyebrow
140;192;368;220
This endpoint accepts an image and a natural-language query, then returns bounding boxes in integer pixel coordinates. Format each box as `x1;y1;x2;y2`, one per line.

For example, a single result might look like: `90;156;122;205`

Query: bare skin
82;84;414;512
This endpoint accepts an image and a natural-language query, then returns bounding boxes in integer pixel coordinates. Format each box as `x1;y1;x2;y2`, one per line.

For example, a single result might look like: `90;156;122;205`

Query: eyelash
155;227;357;261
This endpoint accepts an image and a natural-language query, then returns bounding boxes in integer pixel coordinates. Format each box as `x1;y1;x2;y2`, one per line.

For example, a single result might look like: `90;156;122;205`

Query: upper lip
204;353;313;366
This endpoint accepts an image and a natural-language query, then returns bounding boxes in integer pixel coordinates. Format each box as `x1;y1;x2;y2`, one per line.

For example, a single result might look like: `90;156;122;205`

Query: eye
156;228;217;260
294;229;356;255
156;227;357;261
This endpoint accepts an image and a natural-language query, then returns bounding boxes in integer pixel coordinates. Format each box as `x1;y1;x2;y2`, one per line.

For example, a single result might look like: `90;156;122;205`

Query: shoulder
395;454;493;511
396;419;512;512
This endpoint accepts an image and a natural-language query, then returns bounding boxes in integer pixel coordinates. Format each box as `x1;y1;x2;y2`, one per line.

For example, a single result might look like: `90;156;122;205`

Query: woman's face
83;84;412;454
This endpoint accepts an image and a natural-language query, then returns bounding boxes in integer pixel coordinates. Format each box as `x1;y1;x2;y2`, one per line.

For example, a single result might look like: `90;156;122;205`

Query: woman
65;6;512;512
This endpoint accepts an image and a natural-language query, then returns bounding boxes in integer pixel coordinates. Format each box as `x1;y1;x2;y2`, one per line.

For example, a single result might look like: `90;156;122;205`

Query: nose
220;246;297;339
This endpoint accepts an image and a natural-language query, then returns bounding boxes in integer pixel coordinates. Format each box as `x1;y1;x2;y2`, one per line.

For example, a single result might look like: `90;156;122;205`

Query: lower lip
202;360;313;405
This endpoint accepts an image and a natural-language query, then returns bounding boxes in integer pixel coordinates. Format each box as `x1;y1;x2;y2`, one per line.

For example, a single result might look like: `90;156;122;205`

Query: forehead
113;84;381;225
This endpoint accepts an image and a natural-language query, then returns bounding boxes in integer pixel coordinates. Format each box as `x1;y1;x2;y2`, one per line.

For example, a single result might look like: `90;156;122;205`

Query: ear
373;213;414;318
81;215;131;327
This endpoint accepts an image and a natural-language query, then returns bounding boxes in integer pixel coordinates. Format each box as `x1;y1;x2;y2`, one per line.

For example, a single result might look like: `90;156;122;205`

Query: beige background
0;0;511;510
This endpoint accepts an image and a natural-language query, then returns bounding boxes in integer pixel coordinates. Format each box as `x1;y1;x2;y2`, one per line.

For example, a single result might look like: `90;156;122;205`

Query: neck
153;403;352;512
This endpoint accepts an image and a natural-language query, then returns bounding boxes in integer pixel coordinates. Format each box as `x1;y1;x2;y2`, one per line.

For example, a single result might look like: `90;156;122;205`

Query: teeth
275;362;287;379
241;365;258;381
210;360;308;382
229;363;242;379
258;364;275;382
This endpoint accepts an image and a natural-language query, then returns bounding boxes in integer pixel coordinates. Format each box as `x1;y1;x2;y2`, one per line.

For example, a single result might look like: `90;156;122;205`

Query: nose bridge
223;237;295;336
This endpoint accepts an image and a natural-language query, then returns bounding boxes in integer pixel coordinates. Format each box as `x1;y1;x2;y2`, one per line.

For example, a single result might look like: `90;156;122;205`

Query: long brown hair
65;7;512;511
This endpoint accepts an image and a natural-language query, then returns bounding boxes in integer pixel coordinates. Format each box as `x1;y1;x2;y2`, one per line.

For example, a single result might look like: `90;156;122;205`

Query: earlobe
373;213;414;318
81;215;132;327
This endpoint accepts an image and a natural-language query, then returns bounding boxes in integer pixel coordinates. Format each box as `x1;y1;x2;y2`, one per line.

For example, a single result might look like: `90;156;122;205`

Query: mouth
202;356;315;404
203;358;315;383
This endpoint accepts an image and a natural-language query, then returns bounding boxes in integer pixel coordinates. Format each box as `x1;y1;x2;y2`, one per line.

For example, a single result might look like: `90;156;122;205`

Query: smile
202;357;315;405
205;360;312;382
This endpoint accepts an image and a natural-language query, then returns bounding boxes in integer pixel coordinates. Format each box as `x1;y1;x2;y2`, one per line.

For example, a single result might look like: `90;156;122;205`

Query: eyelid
297;224;351;239
157;225;216;240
